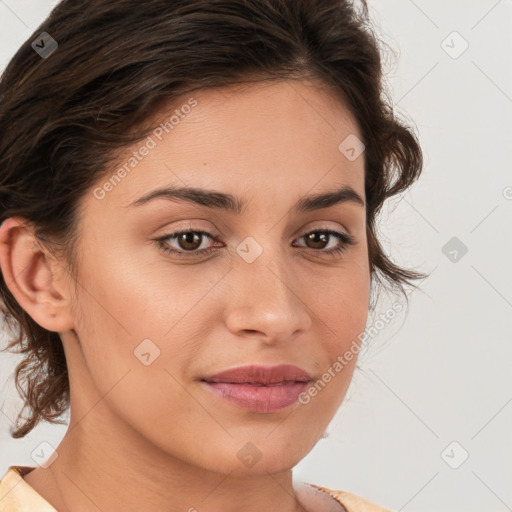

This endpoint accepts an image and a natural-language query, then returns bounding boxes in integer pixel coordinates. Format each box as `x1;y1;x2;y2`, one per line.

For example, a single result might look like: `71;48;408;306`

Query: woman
0;0;423;511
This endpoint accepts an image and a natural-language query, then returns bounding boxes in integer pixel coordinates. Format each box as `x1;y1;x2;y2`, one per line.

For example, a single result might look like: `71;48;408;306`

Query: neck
34;404;308;512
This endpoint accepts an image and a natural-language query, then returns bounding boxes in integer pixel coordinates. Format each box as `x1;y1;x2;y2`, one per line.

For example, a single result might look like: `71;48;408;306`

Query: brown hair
0;0;424;438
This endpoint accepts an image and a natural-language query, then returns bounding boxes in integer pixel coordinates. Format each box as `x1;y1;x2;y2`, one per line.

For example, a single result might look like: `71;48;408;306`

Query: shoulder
1;468;394;512
310;484;394;512
0;466;58;512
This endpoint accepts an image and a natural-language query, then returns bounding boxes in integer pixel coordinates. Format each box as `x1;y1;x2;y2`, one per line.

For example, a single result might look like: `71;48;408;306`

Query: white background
1;1;511;511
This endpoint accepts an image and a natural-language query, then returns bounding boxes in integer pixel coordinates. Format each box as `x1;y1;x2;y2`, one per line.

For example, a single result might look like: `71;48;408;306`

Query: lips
202;364;312;385
201;364;312;413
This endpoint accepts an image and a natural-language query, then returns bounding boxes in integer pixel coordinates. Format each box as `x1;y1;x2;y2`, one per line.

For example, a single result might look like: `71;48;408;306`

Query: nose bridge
224;233;312;340
236;232;291;299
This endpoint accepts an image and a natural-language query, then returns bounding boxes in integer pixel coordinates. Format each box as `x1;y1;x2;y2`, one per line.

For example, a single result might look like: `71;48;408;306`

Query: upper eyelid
157;218;353;238
158;226;353;246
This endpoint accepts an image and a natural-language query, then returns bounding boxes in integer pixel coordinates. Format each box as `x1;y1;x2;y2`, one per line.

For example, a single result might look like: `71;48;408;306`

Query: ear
0;217;75;332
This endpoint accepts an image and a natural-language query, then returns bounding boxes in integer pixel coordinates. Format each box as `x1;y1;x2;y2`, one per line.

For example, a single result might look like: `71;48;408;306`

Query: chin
209;455;298;477
195;435;315;477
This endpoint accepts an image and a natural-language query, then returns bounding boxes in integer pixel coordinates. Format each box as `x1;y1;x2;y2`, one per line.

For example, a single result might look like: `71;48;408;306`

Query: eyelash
155;228;355;259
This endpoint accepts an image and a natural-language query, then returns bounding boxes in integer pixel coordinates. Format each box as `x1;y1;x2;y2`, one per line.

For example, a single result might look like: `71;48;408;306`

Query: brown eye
156;228;354;260
176;232;203;251
294;229;355;256
156;229;219;258
304;231;330;249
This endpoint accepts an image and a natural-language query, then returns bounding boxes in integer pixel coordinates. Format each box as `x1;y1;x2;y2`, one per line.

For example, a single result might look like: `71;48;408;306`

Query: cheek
69;271;198;439
296;263;370;417
68;246;219;410
307;250;371;349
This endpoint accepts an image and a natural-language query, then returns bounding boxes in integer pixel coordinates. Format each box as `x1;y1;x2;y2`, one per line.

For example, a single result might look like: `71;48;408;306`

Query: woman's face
63;79;370;475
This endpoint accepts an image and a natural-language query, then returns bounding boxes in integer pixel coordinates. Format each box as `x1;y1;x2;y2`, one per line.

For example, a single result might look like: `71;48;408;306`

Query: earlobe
0;217;75;332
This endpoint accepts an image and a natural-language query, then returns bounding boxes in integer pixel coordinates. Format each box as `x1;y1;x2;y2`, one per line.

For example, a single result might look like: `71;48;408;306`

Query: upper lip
201;364;312;385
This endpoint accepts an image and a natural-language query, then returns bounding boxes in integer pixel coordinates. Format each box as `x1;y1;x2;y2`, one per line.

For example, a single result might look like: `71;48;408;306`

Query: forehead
86;78;365;214
169;78;362;148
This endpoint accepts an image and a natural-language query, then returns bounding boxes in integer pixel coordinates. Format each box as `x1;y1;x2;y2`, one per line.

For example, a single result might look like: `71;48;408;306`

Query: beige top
0;466;392;512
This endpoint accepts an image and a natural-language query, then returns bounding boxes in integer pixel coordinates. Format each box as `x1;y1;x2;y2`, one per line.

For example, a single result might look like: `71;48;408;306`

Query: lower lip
202;381;309;413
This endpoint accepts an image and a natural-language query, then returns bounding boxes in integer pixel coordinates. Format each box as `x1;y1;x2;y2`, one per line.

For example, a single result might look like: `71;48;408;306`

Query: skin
0;78;370;512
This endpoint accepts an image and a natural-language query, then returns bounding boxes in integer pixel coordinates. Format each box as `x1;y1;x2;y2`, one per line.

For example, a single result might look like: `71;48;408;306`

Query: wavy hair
0;0;424;438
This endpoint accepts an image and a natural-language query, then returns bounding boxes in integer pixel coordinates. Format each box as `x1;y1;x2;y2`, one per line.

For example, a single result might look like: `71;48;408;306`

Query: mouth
200;364;312;413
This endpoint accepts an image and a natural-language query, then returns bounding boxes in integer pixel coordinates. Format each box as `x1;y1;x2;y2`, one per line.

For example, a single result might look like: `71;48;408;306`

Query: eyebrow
129;184;365;214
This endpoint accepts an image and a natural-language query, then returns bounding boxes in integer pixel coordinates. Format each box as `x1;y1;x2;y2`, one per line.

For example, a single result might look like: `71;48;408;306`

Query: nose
223;243;312;345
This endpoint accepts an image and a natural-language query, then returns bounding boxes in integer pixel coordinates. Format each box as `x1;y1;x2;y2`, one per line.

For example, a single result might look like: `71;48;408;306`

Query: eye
293;229;355;256
155;228;355;259
156;229;219;258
